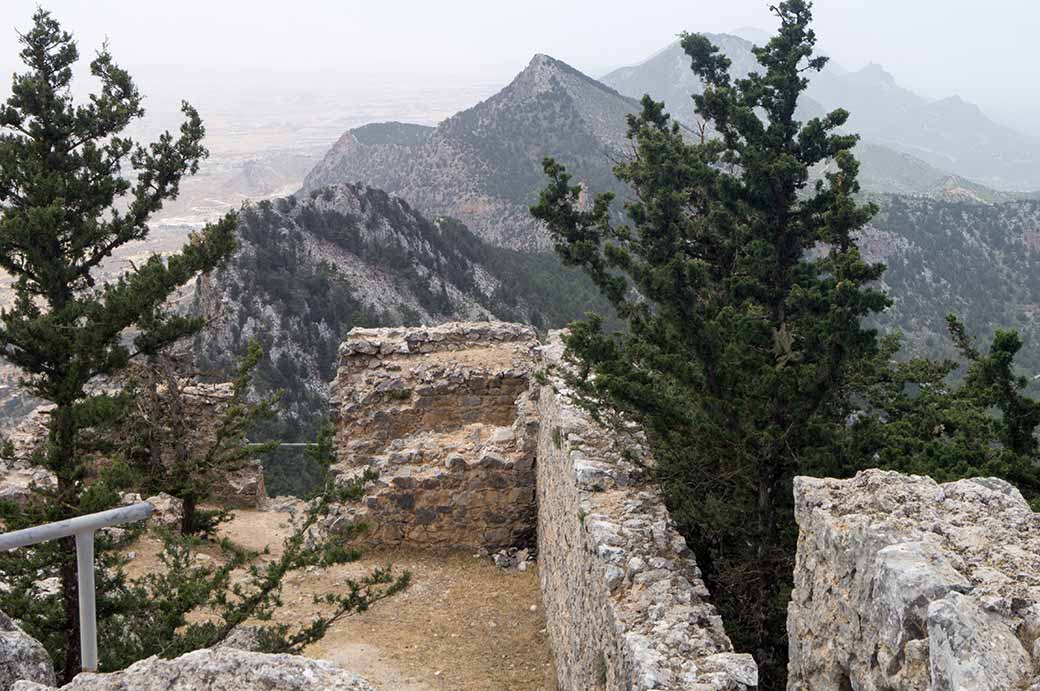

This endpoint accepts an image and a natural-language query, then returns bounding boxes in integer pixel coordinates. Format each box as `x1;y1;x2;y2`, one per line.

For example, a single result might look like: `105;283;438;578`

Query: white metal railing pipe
0;501;154;672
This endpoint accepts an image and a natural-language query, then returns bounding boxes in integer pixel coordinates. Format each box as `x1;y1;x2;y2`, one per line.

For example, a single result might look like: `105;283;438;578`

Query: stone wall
788;469;1040;691
327;322;539;550
534;334;757;691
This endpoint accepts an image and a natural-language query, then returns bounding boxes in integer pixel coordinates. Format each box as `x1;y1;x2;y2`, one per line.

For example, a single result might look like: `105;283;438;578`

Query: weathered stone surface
0;608;55;691
210;459;266;509
11;648;374;691
536;332;756;691
0;405;58;508
788;469;1040;691
143;493;184;530
0;462;55;508
326;322;539;550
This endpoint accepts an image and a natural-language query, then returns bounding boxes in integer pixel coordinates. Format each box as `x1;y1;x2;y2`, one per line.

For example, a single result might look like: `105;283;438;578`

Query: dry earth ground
124;509;557;691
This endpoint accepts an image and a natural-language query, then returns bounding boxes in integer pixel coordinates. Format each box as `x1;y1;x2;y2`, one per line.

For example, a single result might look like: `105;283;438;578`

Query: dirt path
126;510;557;691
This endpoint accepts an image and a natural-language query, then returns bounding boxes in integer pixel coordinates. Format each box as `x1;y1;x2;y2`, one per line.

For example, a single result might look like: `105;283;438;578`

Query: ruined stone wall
534;334;757;691
0;383;266;509
788;469;1040;691
327;322;539;550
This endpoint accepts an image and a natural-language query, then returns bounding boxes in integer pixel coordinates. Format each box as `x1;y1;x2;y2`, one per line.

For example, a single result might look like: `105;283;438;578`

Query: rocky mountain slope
301;54;641;250
602;34;1040;191
861;197;1040;374
854;144;1016;203
191;183;606;455
304;48;1017;259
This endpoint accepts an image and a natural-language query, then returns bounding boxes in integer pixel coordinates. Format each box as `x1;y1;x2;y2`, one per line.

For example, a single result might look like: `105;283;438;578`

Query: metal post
74;530;97;672
0;502;153;673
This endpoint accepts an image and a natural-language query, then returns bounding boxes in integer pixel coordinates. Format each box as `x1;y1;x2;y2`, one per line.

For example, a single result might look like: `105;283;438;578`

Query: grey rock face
787;469;1040;691
0;609;55;691
12;649;374;691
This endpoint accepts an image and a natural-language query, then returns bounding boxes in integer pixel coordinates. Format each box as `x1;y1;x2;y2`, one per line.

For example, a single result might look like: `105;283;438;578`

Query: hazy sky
1;0;1037;130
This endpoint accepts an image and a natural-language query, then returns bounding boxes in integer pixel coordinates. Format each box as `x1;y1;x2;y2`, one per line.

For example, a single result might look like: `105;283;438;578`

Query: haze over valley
4;3;1040;690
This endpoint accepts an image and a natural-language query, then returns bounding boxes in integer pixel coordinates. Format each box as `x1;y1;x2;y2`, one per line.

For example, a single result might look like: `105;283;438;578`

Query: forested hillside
864;197;1040;375
192;183;607;491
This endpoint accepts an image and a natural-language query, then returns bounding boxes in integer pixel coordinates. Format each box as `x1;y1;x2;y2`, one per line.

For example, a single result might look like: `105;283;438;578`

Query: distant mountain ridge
305;49;1018;258
601;33;1040;191
302;54;641;250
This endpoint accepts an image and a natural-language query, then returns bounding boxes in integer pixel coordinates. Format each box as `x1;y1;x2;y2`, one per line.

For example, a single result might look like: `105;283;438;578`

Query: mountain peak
528;53;556;68
510;53;631;104
521;53;570;78
855;62;897;86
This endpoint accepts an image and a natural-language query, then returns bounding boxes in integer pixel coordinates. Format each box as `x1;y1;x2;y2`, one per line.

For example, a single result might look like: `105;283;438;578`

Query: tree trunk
181;493;196;536
51;402;82;682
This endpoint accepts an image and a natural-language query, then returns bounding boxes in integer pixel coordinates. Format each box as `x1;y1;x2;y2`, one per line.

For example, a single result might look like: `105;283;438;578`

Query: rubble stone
144;493;184;530
0;608;55;691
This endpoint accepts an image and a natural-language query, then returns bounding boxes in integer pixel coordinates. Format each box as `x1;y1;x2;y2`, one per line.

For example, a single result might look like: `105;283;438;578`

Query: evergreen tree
122;341;278;535
532;2;888;684
849;320;1040;502
0;10;235;679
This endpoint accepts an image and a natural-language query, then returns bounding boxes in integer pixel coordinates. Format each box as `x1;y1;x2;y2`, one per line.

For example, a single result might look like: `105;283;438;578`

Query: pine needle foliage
121;341;279;536
0;9;235;679
532;2;889;684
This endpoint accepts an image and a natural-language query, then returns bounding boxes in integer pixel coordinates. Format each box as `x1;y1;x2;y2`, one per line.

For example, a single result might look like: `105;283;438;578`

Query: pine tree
849;320;1040;502
532;1;888;684
122;341;279;535
0;10;235;679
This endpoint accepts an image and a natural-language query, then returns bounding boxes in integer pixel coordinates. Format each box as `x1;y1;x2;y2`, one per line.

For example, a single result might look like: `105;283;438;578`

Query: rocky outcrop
0;609;55;691
0;461;55;509
0;405;57;508
141;493;184;530
12;648;373;691
535;333;756;691
787;469;1040;691
326;322;539;550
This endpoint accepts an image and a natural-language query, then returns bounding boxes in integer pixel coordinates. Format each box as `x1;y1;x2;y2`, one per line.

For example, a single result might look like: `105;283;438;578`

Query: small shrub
594;651;608;687
385;388;412;401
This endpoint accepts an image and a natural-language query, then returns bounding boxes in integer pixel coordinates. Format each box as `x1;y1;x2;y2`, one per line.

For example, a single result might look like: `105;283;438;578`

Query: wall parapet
337;322;538;363
535;332;757;691
788;469;1040;691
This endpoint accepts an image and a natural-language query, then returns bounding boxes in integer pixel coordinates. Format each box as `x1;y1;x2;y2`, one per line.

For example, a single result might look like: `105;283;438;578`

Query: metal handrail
0;502;154;672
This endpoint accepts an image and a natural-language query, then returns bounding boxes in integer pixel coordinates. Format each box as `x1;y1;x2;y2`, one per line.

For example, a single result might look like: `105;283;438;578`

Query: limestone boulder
0;609;55;691
787;469;1040;691
12;649;374;691
143;493;183;530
